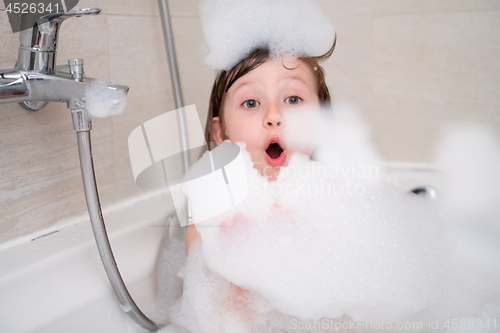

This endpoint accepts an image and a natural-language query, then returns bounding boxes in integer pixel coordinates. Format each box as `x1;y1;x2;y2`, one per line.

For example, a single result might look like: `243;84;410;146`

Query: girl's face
212;58;320;180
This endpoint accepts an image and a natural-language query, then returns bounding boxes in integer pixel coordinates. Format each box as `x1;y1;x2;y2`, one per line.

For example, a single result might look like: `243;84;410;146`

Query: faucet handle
20;8;101;52
38;8;101;25
17;8;101;73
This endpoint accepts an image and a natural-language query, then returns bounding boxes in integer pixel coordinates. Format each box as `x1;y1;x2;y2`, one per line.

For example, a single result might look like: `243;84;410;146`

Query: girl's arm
185;223;199;253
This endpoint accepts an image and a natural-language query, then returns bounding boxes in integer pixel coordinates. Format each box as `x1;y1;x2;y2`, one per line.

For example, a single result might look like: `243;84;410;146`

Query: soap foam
199;0;335;70
436;124;500;217
84;80;127;118
431;125;500;324
153;110;500;332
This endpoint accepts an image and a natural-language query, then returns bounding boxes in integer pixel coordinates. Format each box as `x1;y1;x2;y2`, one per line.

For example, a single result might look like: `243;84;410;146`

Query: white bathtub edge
0;190;178;333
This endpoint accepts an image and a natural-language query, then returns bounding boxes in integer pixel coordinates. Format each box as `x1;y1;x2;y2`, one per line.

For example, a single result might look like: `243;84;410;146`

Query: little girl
185;44;335;252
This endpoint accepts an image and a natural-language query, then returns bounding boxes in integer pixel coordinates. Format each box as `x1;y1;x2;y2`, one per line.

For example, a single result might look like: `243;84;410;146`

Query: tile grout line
104;12;199;19
373;8;500;17
103;13;119;203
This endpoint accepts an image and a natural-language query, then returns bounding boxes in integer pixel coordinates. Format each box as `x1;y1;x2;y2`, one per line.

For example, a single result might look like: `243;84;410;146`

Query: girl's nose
263;102;284;128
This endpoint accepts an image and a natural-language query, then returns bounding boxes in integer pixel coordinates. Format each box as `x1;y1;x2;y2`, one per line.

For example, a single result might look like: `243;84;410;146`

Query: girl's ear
212;117;224;143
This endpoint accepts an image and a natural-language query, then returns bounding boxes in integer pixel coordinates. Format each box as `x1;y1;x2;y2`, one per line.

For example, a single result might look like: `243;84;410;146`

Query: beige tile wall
0;0;499;243
317;0;500;162
0;0;214;243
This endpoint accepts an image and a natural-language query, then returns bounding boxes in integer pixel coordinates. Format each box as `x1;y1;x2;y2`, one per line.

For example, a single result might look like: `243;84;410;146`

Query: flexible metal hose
70;1;189;330
72;109;158;332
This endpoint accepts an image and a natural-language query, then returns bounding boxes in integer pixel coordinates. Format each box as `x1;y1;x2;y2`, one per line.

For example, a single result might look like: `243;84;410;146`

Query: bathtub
0;190;189;333
0;164;439;333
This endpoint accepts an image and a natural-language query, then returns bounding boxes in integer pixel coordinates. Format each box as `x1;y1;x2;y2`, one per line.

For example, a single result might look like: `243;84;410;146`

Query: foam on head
199;0;335;70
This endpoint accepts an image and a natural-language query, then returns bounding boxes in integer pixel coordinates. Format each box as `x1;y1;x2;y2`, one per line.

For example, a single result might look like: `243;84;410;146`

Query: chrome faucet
0;8;157;332
0;8;129;112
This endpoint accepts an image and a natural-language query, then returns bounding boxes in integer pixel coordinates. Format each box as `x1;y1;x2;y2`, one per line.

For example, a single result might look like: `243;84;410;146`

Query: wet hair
204;36;336;147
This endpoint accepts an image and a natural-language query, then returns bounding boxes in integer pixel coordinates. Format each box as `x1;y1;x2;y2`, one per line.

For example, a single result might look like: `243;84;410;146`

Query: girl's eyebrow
281;75;309;87
230;73;310;94
230;82;266;102
279;78;312;96
230;79;260;93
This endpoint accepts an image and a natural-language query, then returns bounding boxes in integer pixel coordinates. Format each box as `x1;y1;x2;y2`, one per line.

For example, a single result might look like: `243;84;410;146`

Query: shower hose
71;109;159;332
68;0;187;330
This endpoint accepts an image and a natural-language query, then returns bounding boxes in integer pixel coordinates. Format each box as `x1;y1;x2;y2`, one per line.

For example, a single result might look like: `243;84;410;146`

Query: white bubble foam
199;0;335;70
431;124;500;325
153;110;500;332
185;130;449;327
436;124;500;217
84;80;127;118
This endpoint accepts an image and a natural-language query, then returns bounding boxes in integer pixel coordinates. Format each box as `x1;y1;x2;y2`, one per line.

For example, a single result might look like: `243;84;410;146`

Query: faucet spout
0;65;129;111
1;8;120;112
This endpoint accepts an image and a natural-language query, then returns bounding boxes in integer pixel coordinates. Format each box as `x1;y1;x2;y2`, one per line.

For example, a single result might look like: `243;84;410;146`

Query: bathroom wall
0;0;214;243
0;0;499;243
318;0;500;164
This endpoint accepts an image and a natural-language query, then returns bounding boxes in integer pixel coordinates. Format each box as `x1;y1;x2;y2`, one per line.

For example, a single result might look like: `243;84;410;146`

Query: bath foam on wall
158;109;500;332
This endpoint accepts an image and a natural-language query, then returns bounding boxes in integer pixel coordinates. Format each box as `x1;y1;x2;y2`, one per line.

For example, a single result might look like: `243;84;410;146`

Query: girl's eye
242;99;260;109
285;96;302;105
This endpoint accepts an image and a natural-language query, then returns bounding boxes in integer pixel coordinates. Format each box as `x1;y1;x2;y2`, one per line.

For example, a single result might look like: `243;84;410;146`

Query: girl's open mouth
264;136;286;167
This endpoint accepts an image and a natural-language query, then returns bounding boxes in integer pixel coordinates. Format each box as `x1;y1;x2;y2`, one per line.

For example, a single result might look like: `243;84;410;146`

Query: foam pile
194;158;449;322
152;108;500;332
84;80;127;118
429;125;500;323
199;0;335;70
436;124;500;218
